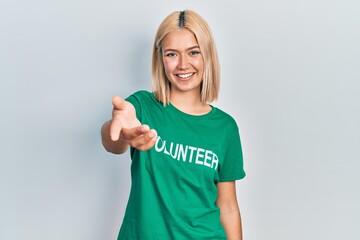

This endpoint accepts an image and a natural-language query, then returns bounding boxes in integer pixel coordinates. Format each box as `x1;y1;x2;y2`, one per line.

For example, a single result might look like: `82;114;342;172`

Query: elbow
102;138;128;155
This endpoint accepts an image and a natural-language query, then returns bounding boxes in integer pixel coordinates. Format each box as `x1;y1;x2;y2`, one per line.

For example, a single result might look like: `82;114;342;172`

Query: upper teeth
178;73;193;78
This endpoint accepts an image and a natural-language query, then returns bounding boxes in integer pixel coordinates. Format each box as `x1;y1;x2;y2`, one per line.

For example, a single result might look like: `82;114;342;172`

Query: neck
170;90;211;115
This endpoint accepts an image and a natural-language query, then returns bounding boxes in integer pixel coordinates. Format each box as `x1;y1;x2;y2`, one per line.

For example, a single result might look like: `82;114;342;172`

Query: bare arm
101;120;128;154
101;96;157;154
216;181;243;240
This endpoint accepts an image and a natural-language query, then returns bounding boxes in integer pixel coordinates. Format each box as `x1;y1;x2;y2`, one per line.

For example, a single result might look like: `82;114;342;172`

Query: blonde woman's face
162;29;204;98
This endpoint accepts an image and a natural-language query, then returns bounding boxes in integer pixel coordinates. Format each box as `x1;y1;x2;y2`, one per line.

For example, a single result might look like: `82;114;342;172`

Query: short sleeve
218;123;246;182
125;93;142;121
125;92;143;159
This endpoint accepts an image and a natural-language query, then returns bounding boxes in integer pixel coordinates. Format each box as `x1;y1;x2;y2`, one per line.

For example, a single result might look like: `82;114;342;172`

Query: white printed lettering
211;153;219;170
188;146;196;163
154;136;220;171
204;150;212;167
155;137;165;152
177;144;188;162
169;142;178;159
195;148;205;165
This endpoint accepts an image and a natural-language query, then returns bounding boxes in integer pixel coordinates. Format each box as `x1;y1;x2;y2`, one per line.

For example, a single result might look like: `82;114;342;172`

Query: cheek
163;59;175;74
192;58;204;71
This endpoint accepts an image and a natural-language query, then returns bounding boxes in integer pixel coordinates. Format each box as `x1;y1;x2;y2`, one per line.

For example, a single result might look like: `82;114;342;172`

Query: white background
1;0;359;239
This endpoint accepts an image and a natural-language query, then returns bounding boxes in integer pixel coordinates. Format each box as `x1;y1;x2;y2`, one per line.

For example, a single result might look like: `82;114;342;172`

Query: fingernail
149;130;156;138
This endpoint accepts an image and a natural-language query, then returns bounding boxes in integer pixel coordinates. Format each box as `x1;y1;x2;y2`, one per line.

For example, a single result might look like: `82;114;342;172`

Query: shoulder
126;90;162;110
126;90;156;104
212;106;239;130
129;90;153;99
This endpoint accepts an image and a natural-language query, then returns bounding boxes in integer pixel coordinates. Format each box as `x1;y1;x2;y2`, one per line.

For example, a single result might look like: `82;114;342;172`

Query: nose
177;54;189;70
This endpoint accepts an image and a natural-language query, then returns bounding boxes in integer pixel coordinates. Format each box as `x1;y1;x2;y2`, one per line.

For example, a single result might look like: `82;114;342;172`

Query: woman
101;10;246;240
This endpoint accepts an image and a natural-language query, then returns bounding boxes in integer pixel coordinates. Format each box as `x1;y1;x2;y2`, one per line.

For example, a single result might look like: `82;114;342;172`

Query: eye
190;51;201;55
165;52;177;57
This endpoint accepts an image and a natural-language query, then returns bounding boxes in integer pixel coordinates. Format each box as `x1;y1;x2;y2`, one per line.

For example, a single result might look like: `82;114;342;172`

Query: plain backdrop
1;0;359;239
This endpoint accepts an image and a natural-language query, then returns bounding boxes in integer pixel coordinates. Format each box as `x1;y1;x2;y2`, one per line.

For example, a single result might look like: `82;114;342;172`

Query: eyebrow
163;46;200;53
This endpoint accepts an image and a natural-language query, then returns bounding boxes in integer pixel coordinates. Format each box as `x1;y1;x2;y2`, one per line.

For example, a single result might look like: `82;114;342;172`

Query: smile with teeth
176;73;194;79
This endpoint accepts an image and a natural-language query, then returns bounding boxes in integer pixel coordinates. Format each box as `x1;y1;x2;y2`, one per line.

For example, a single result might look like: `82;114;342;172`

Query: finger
136;132;158;151
112;96;126;110
121;125;150;140
130;129;157;149
110;120;122;141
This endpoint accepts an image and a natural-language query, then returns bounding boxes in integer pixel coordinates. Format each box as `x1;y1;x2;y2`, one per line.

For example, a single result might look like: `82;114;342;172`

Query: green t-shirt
118;90;245;240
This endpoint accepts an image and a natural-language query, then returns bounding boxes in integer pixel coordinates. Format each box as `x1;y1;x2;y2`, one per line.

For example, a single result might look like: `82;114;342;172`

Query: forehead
162;29;199;50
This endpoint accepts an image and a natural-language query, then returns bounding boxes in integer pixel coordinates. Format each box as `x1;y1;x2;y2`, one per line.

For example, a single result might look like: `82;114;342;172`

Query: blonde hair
152;10;220;105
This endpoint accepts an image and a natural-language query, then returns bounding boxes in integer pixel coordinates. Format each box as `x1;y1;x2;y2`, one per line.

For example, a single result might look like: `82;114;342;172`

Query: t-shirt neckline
150;91;216;118
167;101;216;119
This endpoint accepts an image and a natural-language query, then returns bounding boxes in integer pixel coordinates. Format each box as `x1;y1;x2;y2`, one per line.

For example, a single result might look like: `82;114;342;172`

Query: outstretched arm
216;181;243;240
101;96;157;154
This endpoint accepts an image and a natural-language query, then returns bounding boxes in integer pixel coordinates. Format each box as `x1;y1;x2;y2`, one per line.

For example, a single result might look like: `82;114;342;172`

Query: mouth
176;73;194;79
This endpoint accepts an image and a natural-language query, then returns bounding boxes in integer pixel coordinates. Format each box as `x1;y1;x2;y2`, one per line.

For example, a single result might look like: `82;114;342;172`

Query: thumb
112;96;126;110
